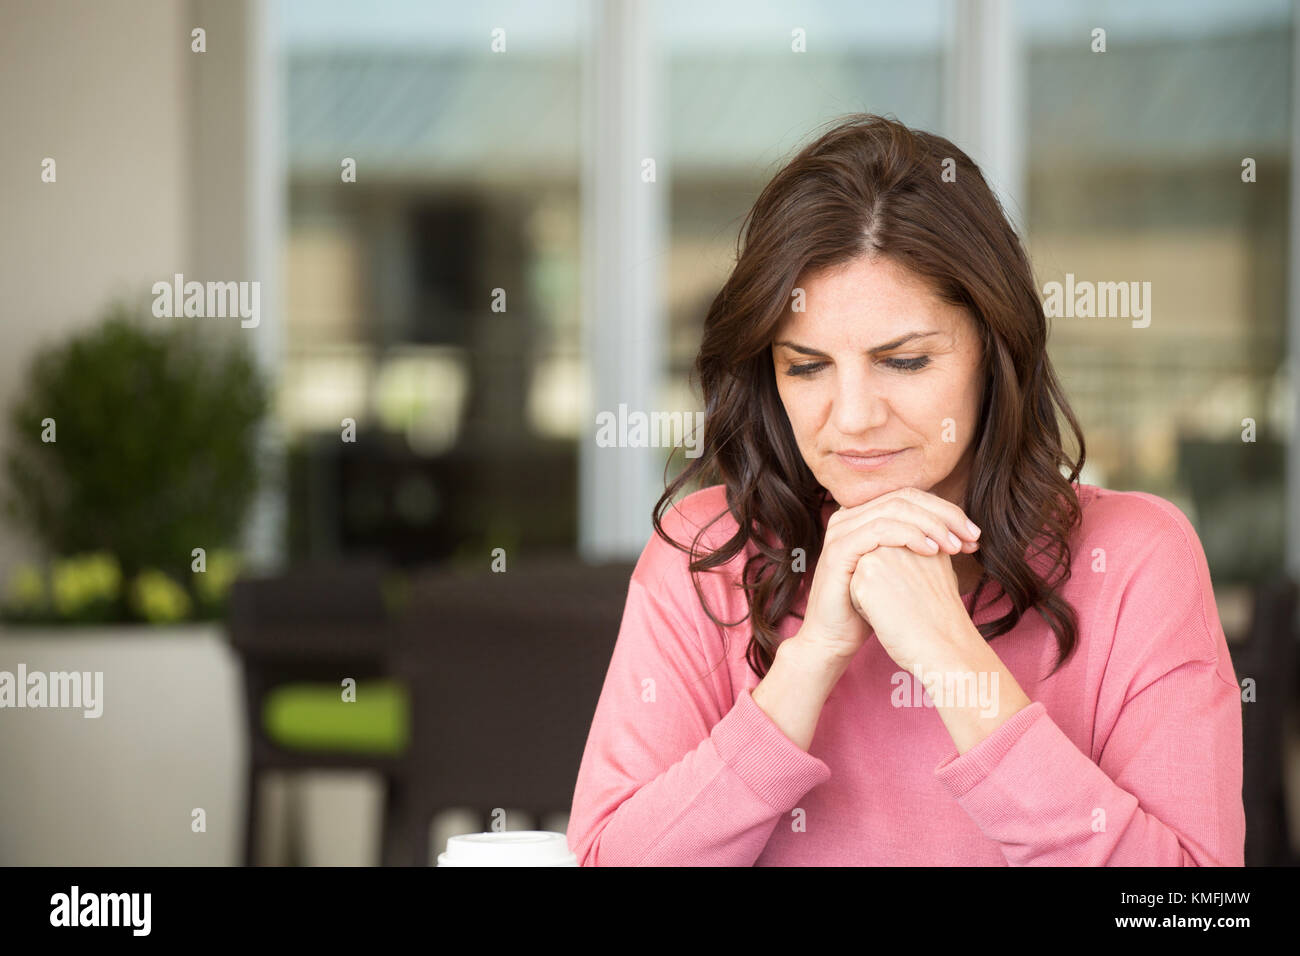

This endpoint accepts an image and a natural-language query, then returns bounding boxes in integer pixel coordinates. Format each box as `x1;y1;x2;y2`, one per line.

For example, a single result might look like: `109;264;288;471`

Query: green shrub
3;301;269;623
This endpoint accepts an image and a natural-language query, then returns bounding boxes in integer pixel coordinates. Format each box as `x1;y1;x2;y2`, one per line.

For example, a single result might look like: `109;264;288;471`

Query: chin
825;474;927;510
825;482;887;509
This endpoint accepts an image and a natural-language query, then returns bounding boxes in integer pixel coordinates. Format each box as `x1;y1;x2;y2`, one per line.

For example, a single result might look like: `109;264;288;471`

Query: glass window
1020;0;1292;584
275;0;587;565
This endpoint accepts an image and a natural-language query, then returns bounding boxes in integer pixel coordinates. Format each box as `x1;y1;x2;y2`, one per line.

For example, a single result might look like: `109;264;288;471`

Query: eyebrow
772;331;941;357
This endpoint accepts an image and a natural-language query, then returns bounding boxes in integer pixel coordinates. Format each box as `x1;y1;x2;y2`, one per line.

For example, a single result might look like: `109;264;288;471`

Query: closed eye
783;356;931;377
885;356;931;372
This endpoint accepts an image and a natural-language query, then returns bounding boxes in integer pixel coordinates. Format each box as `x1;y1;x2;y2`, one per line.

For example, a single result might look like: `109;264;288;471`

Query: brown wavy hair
653;113;1087;681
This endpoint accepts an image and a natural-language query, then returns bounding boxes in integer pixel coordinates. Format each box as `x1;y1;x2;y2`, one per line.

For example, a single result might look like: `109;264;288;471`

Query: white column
243;0;288;572
1289;0;1300;585
579;0;666;560
945;0;1026;234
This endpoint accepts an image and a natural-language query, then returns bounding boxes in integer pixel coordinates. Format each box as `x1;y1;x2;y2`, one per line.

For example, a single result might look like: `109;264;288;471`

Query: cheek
922;374;980;448
889;377;961;447
775;382;822;445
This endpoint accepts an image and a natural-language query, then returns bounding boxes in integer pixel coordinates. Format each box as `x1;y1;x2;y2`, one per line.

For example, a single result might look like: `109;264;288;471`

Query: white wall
0;0;262;587
0;0;192;584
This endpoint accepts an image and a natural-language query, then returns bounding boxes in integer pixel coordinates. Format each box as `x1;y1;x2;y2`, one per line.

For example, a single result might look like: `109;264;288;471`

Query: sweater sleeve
565;529;833;866
929;495;1245;866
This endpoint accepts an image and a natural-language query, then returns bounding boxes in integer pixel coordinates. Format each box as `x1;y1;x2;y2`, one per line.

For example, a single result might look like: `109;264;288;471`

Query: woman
565;114;1245;866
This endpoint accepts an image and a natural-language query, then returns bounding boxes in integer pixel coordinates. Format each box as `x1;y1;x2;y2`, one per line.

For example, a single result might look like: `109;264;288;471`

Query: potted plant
3;300;269;624
0;299;269;864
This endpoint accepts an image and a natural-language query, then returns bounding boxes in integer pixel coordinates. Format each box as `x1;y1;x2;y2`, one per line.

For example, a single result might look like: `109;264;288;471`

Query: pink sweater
566;482;1246;865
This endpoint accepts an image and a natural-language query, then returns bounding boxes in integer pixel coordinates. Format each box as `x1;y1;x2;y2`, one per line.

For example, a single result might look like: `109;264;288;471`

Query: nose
829;364;889;436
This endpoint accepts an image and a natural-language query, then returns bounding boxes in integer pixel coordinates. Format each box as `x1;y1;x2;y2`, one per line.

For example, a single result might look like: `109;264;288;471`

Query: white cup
437;830;579;867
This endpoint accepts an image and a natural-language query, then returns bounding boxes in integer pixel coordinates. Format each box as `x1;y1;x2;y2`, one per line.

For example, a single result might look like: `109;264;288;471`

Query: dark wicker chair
1228;573;1299;866
386;557;635;865
227;558;416;866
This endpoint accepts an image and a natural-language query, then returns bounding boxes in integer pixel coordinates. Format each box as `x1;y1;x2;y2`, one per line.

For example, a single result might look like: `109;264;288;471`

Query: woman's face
771;253;985;510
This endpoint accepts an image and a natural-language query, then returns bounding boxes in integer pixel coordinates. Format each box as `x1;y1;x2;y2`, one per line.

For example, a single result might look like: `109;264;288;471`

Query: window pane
1020;0;1292;584
276;0;586;564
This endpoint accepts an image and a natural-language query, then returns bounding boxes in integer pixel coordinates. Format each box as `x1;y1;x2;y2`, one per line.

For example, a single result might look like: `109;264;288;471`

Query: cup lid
437;830;578;866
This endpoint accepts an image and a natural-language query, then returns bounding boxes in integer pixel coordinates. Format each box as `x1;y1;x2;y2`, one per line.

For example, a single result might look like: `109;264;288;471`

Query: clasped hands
796;486;984;677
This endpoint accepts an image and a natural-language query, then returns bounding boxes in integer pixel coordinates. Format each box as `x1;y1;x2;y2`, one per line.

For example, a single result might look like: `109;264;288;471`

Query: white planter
0;624;568;865
0;623;244;865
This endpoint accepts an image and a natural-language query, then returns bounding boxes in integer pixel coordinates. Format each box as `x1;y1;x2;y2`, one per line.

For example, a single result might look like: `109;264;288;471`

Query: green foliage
3;301;269;623
129;568;194;624
50;552;122;623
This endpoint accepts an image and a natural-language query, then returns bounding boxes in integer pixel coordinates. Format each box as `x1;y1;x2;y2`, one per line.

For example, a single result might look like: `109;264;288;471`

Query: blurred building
273;0;1291;589
0;0;1292;585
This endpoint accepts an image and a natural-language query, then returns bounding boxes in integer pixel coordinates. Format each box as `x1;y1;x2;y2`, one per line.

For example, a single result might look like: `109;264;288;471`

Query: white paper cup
437;830;579;866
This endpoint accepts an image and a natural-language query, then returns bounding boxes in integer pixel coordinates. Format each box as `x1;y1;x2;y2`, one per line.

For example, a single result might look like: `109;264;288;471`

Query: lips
836;448;907;469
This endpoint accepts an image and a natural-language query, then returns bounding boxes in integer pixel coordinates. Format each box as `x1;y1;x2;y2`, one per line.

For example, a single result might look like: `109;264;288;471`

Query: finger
837;487;980;542
836;500;961;553
827;516;944;570
827;497;975;555
829;487;981;544
894;487;982;540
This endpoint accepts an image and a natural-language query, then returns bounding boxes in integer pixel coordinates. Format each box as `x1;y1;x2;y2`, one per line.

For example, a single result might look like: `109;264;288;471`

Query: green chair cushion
262;679;410;754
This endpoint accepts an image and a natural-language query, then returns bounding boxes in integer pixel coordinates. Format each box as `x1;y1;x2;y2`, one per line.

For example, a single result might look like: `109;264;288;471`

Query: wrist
908;617;990;679
778;635;851;695
750;638;839;753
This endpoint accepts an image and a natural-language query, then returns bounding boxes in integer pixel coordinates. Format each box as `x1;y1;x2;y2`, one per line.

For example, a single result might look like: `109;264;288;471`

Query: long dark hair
653;113;1087;681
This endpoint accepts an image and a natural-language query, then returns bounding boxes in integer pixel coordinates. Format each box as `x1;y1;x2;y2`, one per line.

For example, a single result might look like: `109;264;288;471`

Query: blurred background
0;0;1296;865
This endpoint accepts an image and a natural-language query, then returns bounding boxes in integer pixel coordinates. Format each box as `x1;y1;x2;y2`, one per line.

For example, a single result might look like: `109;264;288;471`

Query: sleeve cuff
710;687;833;812
932;699;1049;797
